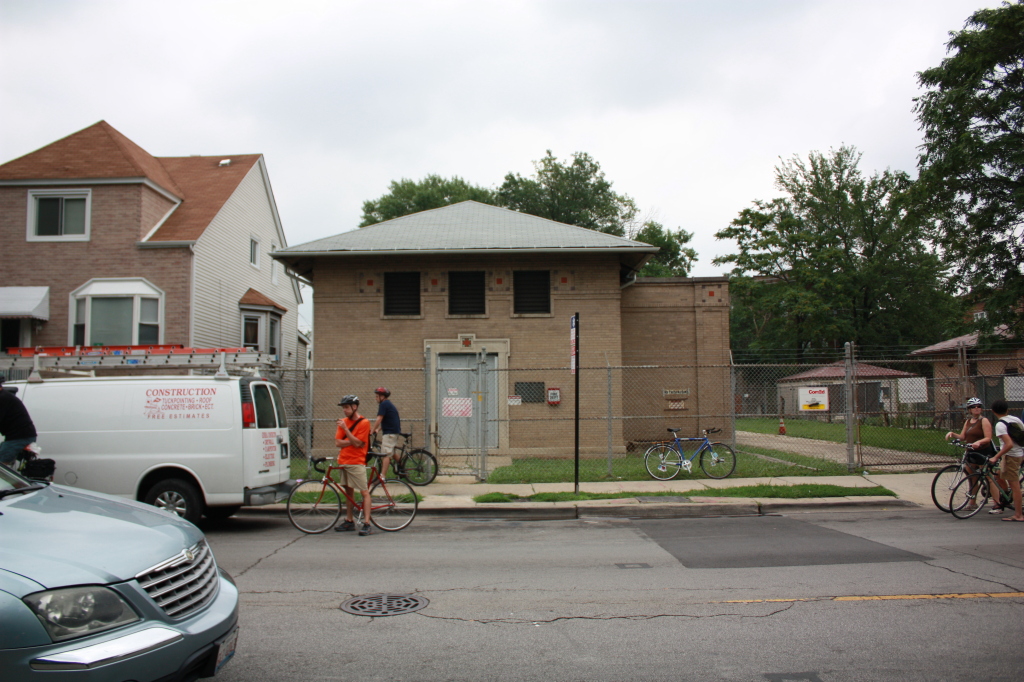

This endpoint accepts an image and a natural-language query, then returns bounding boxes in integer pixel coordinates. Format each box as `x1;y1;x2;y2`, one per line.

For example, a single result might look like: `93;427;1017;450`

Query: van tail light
242;402;256;428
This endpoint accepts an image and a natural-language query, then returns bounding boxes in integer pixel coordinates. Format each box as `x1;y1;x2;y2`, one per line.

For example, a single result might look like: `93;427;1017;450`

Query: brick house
0;121;302;370
273;201;730;458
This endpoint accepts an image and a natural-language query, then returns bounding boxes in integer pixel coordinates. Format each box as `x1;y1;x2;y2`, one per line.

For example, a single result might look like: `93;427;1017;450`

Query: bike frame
311;457;397;514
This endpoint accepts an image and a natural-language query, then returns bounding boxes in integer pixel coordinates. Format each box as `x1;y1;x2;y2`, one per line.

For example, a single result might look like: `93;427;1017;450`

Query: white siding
191;161;301;370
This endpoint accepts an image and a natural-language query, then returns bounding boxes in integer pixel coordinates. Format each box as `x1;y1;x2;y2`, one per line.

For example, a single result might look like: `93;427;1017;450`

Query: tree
914;1;1024;336
714;146;958;358
496;151;638;236
359;175;497;226
633;221;698;277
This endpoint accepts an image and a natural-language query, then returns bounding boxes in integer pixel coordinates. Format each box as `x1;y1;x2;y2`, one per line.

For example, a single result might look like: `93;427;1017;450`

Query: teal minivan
0;465;239;680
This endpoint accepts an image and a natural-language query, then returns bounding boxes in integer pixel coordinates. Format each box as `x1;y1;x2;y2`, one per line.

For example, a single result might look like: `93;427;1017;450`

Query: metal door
436;352;498;450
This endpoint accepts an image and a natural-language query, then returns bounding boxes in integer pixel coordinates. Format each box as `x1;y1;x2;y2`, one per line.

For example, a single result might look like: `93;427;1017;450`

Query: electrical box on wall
547;388;561;405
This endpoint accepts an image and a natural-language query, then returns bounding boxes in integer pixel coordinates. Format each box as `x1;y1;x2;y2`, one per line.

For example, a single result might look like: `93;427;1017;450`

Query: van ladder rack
2;347;277;381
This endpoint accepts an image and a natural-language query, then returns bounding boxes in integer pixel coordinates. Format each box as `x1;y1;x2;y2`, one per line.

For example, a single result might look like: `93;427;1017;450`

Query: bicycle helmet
965;397;984;408
374;387;391;398
337;394;360;406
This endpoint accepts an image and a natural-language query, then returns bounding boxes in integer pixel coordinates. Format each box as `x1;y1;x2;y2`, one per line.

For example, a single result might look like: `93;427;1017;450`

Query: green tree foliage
714;146;958;358
914;1;1024;336
633;221;698;277
359;175;497;226
496;151;638;236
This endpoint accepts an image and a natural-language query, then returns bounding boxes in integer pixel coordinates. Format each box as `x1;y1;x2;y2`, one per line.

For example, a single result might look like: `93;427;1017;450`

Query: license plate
214;627;238;674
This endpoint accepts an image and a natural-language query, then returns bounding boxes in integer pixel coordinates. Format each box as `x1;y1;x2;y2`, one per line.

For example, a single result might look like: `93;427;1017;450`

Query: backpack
997;418;1024;446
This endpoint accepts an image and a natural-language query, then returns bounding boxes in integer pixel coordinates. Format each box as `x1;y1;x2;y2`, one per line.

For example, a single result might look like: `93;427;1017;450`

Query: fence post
606;356;613;477
424;345;432;454
304;369;313;466
480;347;488;481
730;351;737;450
844;342;855;471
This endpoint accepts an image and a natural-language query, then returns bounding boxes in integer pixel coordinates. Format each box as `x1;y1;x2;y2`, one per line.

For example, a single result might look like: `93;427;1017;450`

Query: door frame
425;335;509;454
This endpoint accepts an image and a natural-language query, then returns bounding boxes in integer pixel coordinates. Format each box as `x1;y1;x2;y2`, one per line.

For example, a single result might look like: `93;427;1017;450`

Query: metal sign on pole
572;313;580;493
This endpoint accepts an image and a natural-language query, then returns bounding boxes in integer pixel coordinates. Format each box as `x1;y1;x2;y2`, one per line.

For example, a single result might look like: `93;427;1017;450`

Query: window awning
0;287;49;320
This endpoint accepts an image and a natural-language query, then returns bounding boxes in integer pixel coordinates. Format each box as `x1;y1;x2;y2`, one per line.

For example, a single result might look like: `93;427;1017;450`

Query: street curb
240;496;920;521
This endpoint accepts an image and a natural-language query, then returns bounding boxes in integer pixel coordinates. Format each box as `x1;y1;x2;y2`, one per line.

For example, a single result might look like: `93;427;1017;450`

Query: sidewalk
248;473;930;520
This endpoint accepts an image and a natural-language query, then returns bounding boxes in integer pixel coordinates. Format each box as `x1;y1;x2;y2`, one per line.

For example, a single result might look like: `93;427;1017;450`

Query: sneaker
988;507;1005;515
334;520;355;532
358;523;374;536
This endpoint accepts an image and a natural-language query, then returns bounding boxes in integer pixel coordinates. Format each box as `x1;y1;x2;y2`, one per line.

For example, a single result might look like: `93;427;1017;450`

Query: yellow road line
721;592;1024;604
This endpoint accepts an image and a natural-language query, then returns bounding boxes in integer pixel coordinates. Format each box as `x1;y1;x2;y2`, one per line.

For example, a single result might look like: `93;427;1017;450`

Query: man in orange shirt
334;395;374;535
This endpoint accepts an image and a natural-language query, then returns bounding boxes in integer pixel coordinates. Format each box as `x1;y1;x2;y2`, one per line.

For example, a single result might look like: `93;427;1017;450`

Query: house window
70;278;163;346
249;239;260;268
241;310;282;356
448;271;486;315
513;270;551;314
514;381;545;403
974;310;987;322
384;272;421;316
27;189;91;241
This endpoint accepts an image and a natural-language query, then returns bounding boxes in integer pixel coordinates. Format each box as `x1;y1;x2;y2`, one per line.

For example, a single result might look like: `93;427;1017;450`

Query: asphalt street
203;507;1024;682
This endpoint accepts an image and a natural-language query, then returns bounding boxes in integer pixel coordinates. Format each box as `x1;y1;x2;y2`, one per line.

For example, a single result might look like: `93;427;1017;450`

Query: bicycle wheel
366;478;418;531
949;473;987;519
287;479;343;534
700;443;737;479
401;449;438;486
644;445;683;481
931;464;967;513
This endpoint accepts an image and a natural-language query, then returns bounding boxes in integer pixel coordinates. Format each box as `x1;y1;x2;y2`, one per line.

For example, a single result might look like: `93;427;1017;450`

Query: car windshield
0;464;35;491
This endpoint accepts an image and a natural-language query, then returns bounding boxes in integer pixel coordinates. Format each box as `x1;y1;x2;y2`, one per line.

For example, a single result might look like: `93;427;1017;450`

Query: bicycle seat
311;457;328;465
667;428;680;433
705;427;722;434
400;432;412;439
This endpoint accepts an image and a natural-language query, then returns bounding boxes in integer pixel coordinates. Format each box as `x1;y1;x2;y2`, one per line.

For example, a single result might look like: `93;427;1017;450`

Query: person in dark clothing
0;374;37;466
372;387;401;477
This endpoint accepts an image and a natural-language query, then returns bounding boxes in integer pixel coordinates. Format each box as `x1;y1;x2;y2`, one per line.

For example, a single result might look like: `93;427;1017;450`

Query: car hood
0;484;203;595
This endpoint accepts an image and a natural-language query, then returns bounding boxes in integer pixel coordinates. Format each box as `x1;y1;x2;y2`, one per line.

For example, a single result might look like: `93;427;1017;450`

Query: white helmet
965;397;984;408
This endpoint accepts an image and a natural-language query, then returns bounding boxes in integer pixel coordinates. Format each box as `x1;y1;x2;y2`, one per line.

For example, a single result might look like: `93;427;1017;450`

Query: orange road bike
286;454;418;534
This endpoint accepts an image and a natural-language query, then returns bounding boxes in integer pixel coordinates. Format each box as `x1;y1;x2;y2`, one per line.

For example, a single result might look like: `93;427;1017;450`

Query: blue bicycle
644;427;737;480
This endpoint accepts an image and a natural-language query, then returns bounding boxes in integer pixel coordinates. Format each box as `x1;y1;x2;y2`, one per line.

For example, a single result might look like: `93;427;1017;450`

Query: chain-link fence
273;344;1021;481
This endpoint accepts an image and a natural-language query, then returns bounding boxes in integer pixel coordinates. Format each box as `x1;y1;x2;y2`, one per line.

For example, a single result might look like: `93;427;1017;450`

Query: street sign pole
572;313;579;494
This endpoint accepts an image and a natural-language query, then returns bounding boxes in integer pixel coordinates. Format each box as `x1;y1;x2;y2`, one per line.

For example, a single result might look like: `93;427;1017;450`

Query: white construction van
5;374;294;524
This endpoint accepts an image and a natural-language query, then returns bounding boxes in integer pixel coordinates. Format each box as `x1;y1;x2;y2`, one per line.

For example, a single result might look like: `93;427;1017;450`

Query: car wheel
145;479;202;525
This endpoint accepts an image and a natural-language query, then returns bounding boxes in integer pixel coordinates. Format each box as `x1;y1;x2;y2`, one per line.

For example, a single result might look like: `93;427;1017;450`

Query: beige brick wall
620;277;732;442
0;184;191;347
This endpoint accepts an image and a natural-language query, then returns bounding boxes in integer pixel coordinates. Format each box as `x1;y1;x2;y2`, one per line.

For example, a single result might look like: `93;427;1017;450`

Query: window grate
514;271;550;314
448;271;486;315
384;272;421;316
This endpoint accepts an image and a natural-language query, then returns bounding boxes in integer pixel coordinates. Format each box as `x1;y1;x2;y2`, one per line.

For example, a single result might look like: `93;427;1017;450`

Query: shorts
380;433;401;456
335;463;368;492
1000;455;1022;482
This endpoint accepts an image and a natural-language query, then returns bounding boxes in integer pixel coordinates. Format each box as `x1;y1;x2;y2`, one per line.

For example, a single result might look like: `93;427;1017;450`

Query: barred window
513;270;550;314
448;271;486;315
515;381;545;403
384;272;421;316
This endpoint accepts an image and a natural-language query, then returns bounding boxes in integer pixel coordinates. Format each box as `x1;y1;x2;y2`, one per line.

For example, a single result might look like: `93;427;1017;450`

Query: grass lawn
484;446;860;484
737;417;960;457
473;484;894;503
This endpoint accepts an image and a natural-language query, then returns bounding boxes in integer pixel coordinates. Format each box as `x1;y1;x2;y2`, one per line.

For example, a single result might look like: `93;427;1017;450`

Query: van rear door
242;380;290;490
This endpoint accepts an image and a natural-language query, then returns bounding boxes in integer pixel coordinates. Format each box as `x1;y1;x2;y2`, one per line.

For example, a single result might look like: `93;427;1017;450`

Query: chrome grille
137;540;219;619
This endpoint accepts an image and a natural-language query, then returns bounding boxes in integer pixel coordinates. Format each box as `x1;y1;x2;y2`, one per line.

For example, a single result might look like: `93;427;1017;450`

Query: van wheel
204;505;242;521
145;479;202;526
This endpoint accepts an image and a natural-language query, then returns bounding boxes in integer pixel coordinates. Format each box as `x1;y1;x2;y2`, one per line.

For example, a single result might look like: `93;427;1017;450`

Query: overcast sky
0;0;997;330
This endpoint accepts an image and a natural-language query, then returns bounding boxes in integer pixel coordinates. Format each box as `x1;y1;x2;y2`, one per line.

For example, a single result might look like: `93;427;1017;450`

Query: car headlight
24;586;140;642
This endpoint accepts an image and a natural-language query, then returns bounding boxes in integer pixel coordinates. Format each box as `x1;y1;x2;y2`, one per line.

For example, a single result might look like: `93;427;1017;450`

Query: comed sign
798;387;829;411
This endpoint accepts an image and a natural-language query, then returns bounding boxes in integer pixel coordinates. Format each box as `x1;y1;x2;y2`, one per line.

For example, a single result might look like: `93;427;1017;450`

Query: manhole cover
340;593;429;617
